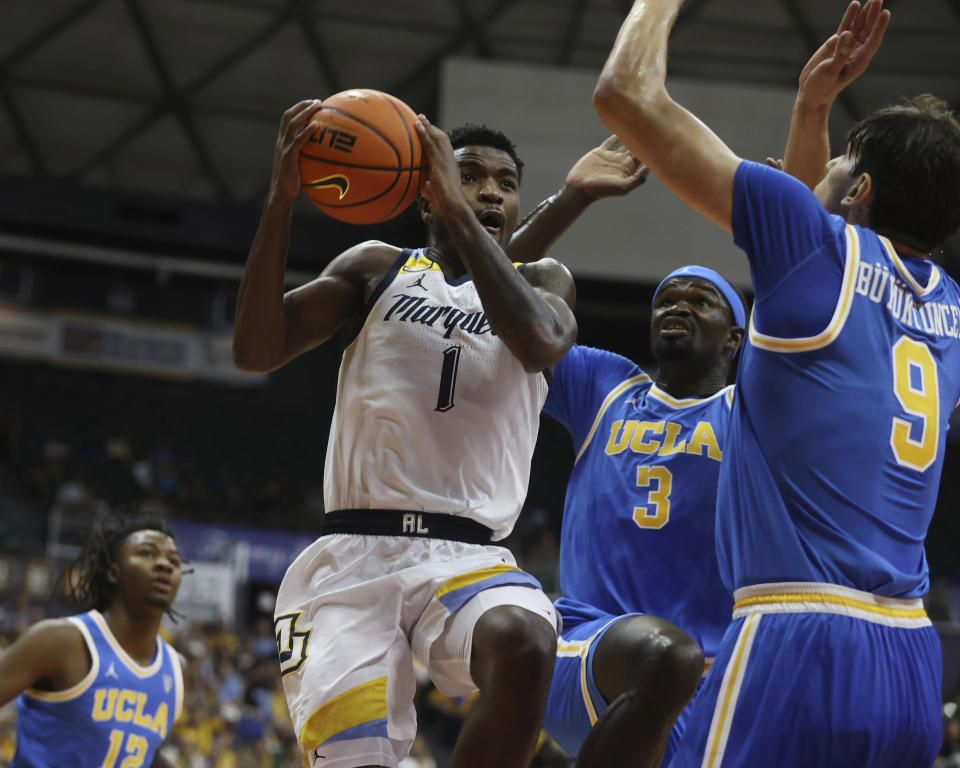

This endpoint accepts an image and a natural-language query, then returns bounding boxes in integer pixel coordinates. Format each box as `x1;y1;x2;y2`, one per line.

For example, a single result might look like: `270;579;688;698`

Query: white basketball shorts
274;533;558;768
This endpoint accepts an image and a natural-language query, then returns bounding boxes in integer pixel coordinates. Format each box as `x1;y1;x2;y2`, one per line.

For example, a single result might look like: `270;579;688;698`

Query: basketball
299;89;425;225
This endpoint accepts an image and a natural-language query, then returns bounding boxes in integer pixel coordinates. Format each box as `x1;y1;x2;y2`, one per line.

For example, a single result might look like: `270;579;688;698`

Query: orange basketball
299;89;425;225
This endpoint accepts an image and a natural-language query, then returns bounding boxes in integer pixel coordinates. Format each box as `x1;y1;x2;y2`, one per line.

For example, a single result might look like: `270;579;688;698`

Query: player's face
651;278;735;363
453;145;520;249
814;153;857;216
113;530;183;610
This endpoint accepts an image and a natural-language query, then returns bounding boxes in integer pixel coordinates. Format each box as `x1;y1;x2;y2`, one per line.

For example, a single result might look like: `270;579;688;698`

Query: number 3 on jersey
890;336;939;472
633;465;672;529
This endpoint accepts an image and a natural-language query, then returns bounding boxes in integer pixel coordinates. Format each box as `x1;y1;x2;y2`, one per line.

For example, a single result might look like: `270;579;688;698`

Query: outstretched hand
797;0;890;109
565;135;649;201
271;99;324;204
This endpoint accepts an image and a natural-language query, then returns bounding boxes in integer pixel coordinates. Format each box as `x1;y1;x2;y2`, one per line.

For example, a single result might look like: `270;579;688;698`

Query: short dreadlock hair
63;513;177;615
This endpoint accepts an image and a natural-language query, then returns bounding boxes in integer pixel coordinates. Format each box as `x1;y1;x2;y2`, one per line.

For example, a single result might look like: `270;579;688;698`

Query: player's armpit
240;241;399;373
0;620;89;705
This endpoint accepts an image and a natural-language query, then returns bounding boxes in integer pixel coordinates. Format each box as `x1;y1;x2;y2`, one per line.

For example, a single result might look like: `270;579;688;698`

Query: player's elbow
593;75;663;135
517;324;576;374
232;337;275;374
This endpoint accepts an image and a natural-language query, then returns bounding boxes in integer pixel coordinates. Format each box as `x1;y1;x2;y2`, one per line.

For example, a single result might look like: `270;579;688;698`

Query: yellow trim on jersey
724;387;735;408
732;582;930;627
24;617;100;702
435;563;521;600
748;224;860;353
647;383;734;409
299;676;388;749
90;610;164;678
400;252;444;273
170;643;184;722
880;236;940;297
700;614;761;768
574;374;651;465
401;251;524;274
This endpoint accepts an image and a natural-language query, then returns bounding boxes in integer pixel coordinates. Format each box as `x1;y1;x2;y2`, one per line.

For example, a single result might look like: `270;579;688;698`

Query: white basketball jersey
323;248;549;540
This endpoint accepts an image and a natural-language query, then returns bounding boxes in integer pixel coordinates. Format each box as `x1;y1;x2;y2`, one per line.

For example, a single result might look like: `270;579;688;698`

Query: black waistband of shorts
321;509;494;544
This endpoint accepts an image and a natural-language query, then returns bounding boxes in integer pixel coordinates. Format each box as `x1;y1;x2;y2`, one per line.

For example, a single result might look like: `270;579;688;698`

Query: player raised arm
593;0;742;232
508;136;648;263
782;0;890;189
233;100;397;373
415;115;577;373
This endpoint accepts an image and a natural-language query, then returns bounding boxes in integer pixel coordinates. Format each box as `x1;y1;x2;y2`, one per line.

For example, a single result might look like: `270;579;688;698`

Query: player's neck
653;361;728;400
887;236;929;260
424;243;467;280
870;225;930;259
101;605;162;666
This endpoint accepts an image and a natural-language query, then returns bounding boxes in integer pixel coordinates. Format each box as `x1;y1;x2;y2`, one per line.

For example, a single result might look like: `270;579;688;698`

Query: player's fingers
829;30;855;69
283;100;322;143
858;0;884;37
283;99;319;121
862;9;891;51
600;135;624;151
837;0;861;34
286;99;322;128
848;9;889;74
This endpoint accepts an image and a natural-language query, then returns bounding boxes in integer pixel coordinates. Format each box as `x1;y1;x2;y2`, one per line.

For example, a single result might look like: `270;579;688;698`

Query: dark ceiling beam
2;0;106;68
778;0;863;123
946;0;960;26
0;72;47;176
451;0;494;58
558;0;589;66
292;0;343;94
122;0;230;199
70;1;294;185
388;0;518;100
0;0;107;178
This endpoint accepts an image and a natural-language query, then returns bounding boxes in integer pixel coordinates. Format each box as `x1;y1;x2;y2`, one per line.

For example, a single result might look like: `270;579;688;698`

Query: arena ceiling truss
1;0;958;266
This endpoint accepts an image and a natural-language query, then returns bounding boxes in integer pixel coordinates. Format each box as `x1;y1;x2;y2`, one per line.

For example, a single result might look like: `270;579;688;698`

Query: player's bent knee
651;631;704;709
594;616;703;709
470;604;556;692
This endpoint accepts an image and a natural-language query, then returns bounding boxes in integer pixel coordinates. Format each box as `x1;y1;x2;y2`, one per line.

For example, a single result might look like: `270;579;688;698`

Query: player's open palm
271;100;323;205
566;135;648;200
798;0;890;108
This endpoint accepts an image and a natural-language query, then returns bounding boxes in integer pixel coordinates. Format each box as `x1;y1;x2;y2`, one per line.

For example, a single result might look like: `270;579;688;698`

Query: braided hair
62;513;178;616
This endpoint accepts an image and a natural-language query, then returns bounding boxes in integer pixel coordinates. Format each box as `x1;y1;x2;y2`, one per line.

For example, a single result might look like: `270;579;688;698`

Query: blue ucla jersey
544;344;733;658
722;161;960;599
13;610;183;768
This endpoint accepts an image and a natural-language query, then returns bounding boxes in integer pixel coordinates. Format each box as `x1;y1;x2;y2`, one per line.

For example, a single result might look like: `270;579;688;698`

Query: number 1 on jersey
436;345;462;412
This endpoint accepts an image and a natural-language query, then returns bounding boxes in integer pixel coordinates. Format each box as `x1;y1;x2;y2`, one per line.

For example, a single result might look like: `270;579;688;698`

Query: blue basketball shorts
667;582;942;768
543;609;708;763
